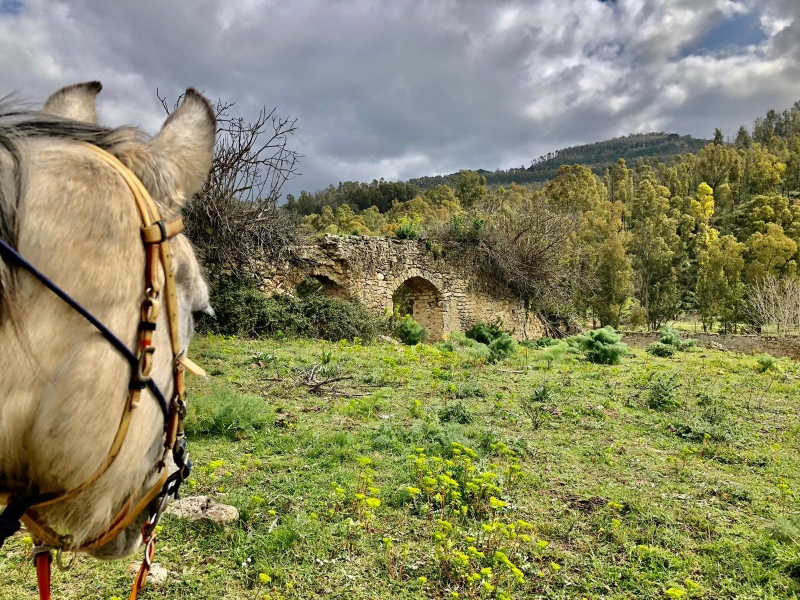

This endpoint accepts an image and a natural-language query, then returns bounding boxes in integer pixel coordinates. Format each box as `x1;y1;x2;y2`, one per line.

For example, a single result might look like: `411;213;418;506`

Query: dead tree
157;89;303;280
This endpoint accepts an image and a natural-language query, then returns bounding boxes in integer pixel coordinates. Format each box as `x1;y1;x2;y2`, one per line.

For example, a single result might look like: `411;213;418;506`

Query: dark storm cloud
1;0;798;197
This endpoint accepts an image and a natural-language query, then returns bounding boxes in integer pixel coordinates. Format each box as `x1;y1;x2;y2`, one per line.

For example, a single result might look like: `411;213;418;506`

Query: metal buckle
31;544;54;564
135;346;157;384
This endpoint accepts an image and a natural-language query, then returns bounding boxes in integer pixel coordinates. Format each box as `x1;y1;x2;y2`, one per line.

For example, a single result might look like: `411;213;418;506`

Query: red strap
129;537;156;600
35;551;52;600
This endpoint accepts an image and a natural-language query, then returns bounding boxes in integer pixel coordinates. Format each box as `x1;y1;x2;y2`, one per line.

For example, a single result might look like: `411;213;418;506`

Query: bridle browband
0;142;203;599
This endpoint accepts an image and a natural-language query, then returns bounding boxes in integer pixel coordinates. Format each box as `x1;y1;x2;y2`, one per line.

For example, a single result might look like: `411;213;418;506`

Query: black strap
0;498;37;546
0;237;169;421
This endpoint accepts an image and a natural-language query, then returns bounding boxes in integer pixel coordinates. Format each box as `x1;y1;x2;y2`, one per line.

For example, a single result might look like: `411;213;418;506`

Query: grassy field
2;334;800;599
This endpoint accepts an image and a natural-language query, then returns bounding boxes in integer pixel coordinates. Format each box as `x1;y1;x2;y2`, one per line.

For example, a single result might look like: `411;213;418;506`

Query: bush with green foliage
394;314;430;345
198;279;305;337
450;381;487;399
569;327;628;365
659;326;697;351
648;373;681;411
646;341;677;358
301;293;382;341
538;340;571;368
464;319;517;362
394;215;422;239
755;353;780;373
625;305;648;330
200;279;382;341
522;336;560;349
437;332;492;362
438;402;474;424
465;319;507;345
488;333;517;362
519;384;556;429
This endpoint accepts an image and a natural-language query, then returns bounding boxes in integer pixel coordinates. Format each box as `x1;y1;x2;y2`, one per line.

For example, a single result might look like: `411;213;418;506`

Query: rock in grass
166;496;239;523
126;562;169;586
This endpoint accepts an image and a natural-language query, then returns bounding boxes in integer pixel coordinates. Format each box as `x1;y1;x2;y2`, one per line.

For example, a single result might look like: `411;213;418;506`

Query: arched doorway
392;276;444;340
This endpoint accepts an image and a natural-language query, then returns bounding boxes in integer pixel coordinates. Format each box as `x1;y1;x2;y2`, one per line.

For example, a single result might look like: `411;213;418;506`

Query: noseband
0;143;203;598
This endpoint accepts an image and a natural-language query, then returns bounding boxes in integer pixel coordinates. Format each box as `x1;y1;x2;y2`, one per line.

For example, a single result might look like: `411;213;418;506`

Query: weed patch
647;373;681;411
438;402;474;424
185;388;273;438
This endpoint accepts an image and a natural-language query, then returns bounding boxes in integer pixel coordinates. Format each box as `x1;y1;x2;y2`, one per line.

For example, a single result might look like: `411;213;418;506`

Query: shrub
488;333;517;362
520;385;555;429
465;319;507;345
569;327;628;365
659;326;682;346
523;336;560;349
464;320;516;361
185;389;273;438
201;279;382;341
395;215;421;240
394;315;430;345
659;326;697;351
437;332;491;362
301;293;380;341
647;341;676;358
647;374;681;411
453;381;487;399
200;279;304;337
538;341;570;368
438;402;474;424
755;353;780;373
668;416;732;443
627;306;648;330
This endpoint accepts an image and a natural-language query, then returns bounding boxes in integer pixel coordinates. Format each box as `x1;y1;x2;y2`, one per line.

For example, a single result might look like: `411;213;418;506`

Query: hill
407;132;710;189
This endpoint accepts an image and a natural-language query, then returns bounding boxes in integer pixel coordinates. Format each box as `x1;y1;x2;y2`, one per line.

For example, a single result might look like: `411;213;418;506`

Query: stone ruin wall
257;235;545;341
621;332;800;361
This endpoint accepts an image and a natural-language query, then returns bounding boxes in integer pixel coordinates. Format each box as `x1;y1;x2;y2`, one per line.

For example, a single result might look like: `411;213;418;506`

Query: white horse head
0;82;214;559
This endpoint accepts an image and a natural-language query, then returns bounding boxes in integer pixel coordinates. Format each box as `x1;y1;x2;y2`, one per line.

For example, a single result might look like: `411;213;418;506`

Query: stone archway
393;276;445;340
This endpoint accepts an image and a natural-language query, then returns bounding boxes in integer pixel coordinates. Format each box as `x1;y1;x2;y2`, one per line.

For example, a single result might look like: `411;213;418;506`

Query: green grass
2;335;800;599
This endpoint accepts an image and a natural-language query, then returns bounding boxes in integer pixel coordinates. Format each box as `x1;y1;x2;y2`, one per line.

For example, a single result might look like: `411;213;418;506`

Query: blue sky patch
0;0;23;16
687;10;766;56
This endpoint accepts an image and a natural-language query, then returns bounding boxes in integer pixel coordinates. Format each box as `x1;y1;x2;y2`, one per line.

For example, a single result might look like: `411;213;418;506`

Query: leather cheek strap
141;216;184;244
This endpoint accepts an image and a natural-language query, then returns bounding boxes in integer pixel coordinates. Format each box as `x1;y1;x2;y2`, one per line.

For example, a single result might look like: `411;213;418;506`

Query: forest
291;102;800;334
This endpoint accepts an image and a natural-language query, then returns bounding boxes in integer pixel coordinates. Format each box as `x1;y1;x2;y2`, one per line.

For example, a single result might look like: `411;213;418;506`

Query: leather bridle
0;142;206;599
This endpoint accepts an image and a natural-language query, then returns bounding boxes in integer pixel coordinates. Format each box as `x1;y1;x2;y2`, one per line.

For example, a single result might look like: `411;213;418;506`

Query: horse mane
0;102;145;323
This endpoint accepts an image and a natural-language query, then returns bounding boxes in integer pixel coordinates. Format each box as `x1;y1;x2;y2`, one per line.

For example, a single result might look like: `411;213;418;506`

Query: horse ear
145;88;216;210
42;81;102;123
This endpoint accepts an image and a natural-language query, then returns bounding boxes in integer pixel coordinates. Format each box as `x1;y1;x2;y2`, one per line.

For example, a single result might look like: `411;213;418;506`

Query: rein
0;142;203;599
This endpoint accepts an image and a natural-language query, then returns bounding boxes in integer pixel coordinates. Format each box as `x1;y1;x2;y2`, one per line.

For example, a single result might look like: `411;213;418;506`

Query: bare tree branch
158;90;305;280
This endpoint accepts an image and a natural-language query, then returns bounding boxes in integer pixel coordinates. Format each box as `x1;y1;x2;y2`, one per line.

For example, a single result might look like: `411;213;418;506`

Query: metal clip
135;346;156;384
55;546;77;571
31;543;54;564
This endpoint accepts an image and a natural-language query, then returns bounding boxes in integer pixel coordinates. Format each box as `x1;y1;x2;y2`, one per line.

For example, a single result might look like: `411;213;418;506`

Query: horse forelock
0;126;21;325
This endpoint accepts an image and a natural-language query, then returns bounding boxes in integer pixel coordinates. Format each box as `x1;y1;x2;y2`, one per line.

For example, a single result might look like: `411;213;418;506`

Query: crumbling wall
257;235;545;341
622;332;800;361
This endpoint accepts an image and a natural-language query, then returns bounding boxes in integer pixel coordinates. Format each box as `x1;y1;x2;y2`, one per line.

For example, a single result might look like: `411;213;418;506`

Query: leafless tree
432;189;589;323
157;89;303;280
744;275;800;335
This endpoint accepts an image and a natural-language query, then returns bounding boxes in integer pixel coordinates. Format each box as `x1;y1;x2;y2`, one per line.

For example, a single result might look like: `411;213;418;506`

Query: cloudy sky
1;0;799;198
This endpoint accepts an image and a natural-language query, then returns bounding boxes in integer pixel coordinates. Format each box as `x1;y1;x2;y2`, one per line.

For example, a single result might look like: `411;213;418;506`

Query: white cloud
1;0;798;195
